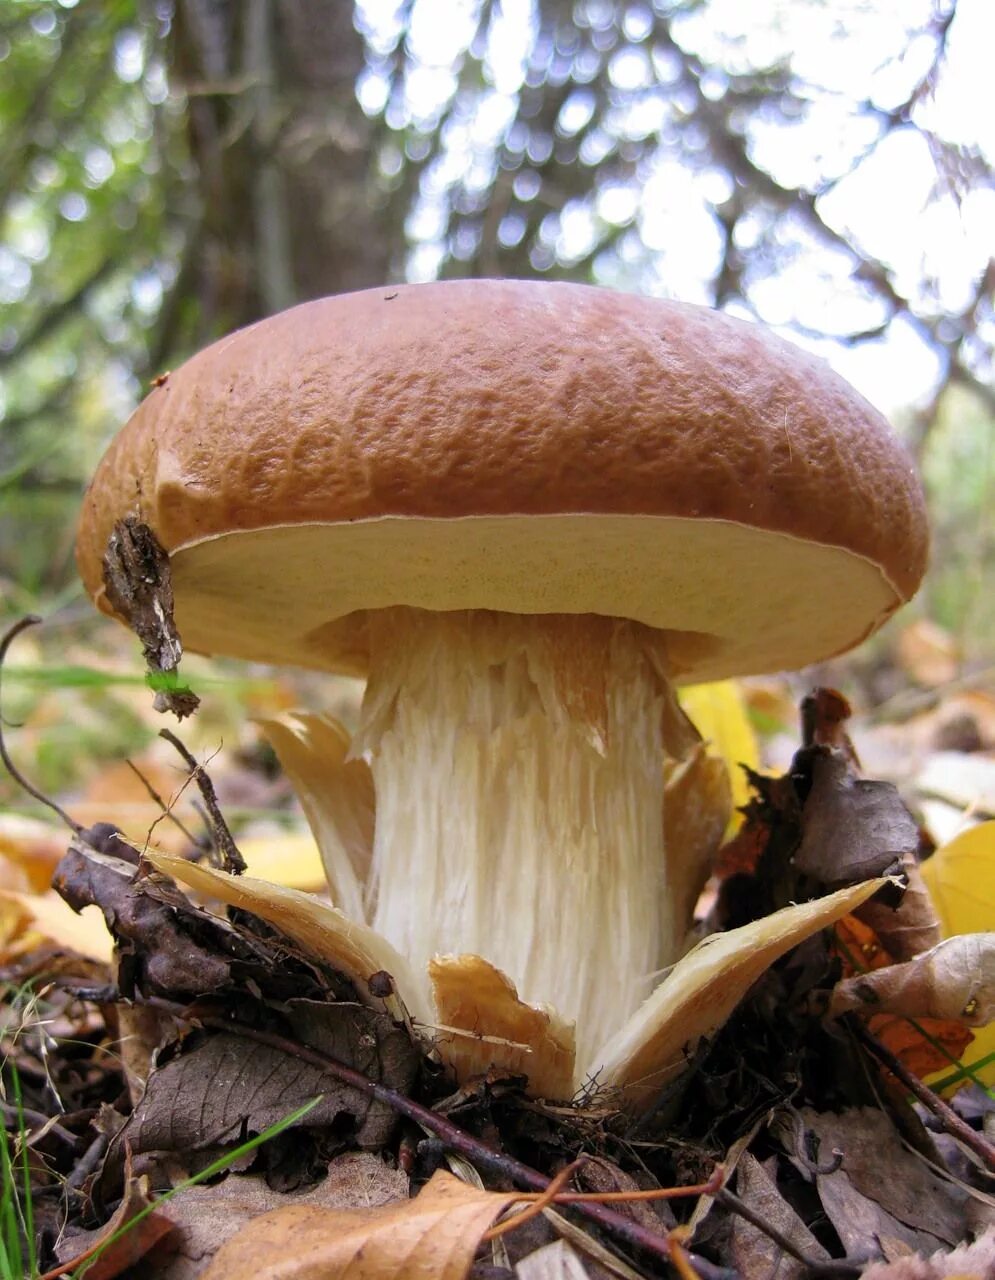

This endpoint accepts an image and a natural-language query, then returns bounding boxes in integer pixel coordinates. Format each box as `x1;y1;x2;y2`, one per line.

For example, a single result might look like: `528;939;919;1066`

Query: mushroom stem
353;607;698;1065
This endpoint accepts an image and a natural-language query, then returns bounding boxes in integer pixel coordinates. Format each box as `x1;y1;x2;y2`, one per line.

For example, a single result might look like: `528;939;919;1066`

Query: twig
125;758;204;850
483;1158;585;1241
139;994;716;1275
158;730;246;874
848;1017;995;1175
667;1227;704;1280
0;1102;75;1148
714;1188;862;1277
0;616;81;833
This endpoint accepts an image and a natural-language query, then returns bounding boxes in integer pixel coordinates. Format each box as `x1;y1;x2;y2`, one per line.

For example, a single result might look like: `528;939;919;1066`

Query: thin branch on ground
713;1188;863;1277
158;729;246;874
139;993;721;1276
848;1016;995;1175
125;757;205;851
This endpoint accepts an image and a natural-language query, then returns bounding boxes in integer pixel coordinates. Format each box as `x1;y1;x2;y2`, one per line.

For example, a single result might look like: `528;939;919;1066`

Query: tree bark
169;0;396;338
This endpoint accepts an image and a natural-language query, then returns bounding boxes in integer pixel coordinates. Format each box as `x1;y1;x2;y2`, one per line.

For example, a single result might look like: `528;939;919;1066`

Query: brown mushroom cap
76;280;928;681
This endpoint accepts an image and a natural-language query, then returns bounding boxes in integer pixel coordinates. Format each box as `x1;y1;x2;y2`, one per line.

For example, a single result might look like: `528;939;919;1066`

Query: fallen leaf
107;1000;418;1179
54;1161;174;1279
855;857;942;962
866;1012;973;1082
515;1239;592;1279
236;829;328;892
200;1169;518;1280
922;820;995;939
860;1225;995;1280
729;1153;829;1280
830;934;995;1024
0;887;114;963
429;953;576;1101
146;1154;409;1280
920;821;995;1089
678;679;759;823
595;878;886;1110
794;750;920;884
799;1108;964;1254
832;915;973;1080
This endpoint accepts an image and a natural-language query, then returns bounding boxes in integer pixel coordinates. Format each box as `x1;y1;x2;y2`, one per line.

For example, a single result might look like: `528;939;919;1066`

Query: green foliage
0;0;174;593
0;1068;35;1280
920;385;995;660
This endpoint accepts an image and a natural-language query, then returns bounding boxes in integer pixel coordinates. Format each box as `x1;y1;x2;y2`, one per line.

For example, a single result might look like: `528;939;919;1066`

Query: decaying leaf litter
3;602;995;1280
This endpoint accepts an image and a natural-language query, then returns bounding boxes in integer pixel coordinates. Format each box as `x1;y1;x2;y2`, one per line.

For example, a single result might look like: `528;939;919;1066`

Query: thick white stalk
354;608;688;1067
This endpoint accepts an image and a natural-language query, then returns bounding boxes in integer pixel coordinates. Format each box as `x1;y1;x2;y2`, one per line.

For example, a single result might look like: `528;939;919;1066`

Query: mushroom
76;281;928;1094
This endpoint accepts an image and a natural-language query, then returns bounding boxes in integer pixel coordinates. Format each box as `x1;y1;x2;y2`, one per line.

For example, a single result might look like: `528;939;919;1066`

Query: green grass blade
12;1073;35;1278
69;1094;322;1280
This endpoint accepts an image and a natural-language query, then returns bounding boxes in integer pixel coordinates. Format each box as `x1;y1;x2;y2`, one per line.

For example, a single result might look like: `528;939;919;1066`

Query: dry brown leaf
596;879;886;1110
515;1239;592;1278
200;1169;518;1280
830;933;995;1025
54;1163;174;1279
861;1225;995;1280
795;751;920;883
147;1154;409;1280
729;1153;829;1280
106;1002;418;1182
855;856;942;962
429;953;576;1100
800;1107;963;1254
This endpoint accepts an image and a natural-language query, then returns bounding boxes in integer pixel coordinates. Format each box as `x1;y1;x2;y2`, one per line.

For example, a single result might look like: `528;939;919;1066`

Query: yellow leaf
237;830;328;892
0;815;67;892
922;820;995;939
0;889;114;963
200;1169;518;1280
921;821;995;1090
678;680;759;821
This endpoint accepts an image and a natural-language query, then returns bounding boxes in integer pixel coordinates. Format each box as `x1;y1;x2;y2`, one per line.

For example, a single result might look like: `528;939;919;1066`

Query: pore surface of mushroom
77;280;928;1093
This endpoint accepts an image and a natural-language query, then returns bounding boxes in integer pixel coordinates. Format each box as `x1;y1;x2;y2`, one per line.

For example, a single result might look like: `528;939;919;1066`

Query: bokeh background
2;0;994;814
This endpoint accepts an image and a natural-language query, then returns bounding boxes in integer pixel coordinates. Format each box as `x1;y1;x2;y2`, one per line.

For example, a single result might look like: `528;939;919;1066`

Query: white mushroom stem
352;607;700;1067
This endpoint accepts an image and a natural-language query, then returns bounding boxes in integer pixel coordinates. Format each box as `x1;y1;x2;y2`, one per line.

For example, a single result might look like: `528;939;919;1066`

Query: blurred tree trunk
169;0;395;340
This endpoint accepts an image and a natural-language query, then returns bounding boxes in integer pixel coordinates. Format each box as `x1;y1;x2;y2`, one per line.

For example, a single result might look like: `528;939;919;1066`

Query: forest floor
1;614;995;1280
